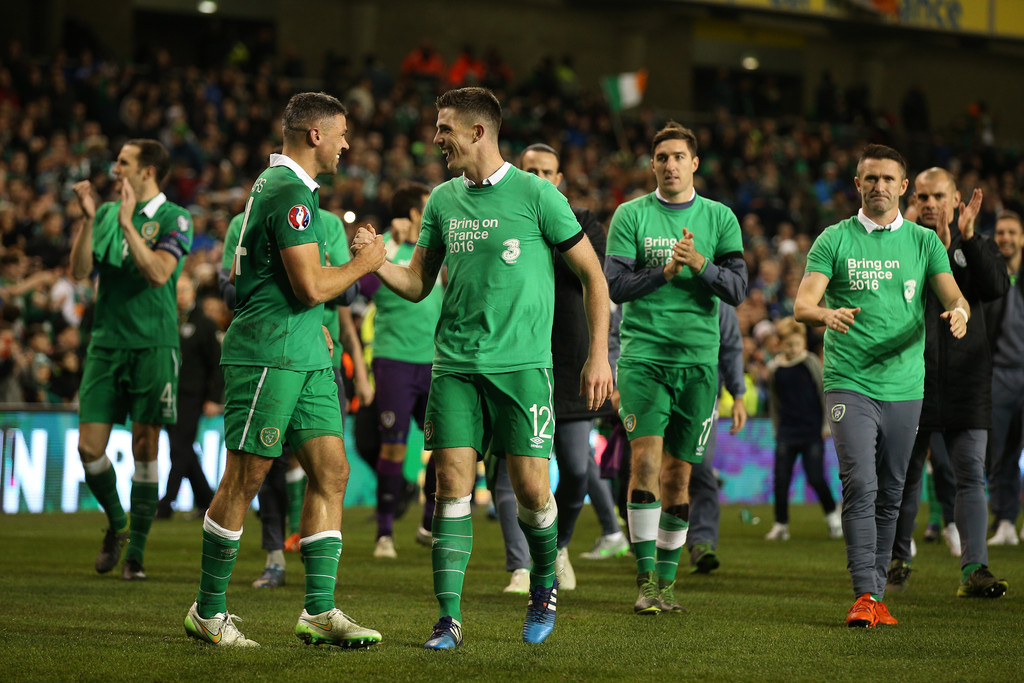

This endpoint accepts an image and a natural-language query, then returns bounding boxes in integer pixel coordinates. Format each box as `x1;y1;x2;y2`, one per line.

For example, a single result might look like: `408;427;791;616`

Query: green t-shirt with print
417;166;581;373
804;214;951;400
606;193;743;367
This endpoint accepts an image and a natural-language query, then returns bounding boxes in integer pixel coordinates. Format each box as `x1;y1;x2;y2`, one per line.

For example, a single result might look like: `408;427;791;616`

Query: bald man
886;168;1009;599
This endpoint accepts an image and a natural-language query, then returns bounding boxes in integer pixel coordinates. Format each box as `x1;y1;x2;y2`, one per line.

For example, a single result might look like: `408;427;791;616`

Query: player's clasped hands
351;224;386;271
823;306;861;333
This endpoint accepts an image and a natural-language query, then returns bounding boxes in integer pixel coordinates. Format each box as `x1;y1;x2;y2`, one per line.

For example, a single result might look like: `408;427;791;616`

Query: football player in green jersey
795;144;968;628
70;139;192;581
184;92;386;648
605;122;748;614
353;87;613;649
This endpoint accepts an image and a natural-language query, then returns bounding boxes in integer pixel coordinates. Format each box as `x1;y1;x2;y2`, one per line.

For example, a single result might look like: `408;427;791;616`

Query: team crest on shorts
423;420;433;441
141;221;159;240
903;279;917;302
381;411;396;429
259;427;281;447
831;404;846;422
623;414;637;432
288;205;311;231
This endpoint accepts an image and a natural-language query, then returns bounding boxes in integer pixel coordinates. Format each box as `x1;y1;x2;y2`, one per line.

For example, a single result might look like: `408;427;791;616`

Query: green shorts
222;365;343;457
616;360;717;463
79;345;180;425
424;368;554;458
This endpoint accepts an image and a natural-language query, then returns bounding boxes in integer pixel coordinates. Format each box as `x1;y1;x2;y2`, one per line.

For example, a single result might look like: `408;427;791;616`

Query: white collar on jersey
857;207;904;233
462;161;511;188
269;153;320;192
655;187;696;204
138;192;167;218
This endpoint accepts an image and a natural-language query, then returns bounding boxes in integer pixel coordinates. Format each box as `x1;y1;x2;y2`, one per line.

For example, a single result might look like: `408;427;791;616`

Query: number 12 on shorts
529;404;553;440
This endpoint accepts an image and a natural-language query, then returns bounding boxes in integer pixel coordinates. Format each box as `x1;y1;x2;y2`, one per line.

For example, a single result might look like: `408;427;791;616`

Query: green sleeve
222;213;244;269
714;205;744;257
270;183;319;250
417;190;443;250
805;226;836;278
606;203;637;259
537;181;581;245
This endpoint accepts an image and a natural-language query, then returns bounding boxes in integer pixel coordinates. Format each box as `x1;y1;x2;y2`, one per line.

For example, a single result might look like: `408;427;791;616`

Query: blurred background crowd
2;33;1021;413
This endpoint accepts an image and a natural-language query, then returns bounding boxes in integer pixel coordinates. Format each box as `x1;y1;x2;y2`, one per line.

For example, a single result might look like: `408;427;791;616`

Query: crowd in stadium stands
1;39;1022;418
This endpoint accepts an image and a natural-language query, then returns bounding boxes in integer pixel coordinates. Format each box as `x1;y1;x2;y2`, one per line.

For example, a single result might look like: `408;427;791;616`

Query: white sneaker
765;523;790;541
555;546;576;590
295;608;382;648
415;526;433;547
503;567;530;594
943;523;962;556
374;535;397;558
184;602;259;647
825;510;843;539
987;519;1020;546
579;531;630;559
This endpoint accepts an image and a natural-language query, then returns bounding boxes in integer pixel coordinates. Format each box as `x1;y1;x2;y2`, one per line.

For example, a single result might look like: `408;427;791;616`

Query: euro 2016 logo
288;205;311;231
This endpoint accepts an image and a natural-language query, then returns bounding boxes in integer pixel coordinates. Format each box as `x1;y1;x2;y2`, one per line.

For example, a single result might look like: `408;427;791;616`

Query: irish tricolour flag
601;69;648;112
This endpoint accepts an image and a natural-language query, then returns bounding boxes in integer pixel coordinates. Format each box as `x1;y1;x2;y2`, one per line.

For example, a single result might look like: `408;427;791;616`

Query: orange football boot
846;593;878;628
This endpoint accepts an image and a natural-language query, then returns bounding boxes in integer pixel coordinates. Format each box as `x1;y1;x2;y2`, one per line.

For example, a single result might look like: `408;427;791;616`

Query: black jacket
983;258;1024;353
551;207;614;421
920;225;1008;430
178;306;224;403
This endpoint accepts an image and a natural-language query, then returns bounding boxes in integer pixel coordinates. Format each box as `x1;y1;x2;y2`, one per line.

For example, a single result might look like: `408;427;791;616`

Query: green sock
518;516;558;589
627;501;661;575
124;481;158;564
84;465;128;532
962;562;982;582
655;512;689;583
432;510;473;622
196;529;240;618
301;535;342;615
286;477;306;536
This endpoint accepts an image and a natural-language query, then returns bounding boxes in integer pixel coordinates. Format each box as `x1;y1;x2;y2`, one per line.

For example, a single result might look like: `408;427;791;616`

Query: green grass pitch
1;504;1021;681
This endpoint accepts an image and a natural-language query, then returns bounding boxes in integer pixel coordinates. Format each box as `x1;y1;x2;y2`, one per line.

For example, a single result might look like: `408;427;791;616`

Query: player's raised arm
70;180;97;280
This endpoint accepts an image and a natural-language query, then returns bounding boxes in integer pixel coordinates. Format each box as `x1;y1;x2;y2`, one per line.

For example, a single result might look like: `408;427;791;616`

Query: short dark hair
857;144;907;179
521;143;560;164
996;210;1023;228
283;92;348;138
125;139;170;184
651;121;698;157
436;87;502;133
390;182;430;220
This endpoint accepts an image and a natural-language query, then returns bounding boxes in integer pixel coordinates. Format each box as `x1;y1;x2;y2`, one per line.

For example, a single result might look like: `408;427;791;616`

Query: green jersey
321;209;349;371
90;193;192;349
418;165;581;373
374;232;442;364
221;154;330;371
606;193;743;366
805;213;951;400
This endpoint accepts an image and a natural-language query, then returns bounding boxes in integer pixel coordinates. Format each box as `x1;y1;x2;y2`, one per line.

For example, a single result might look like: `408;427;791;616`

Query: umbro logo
530;437;545;448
